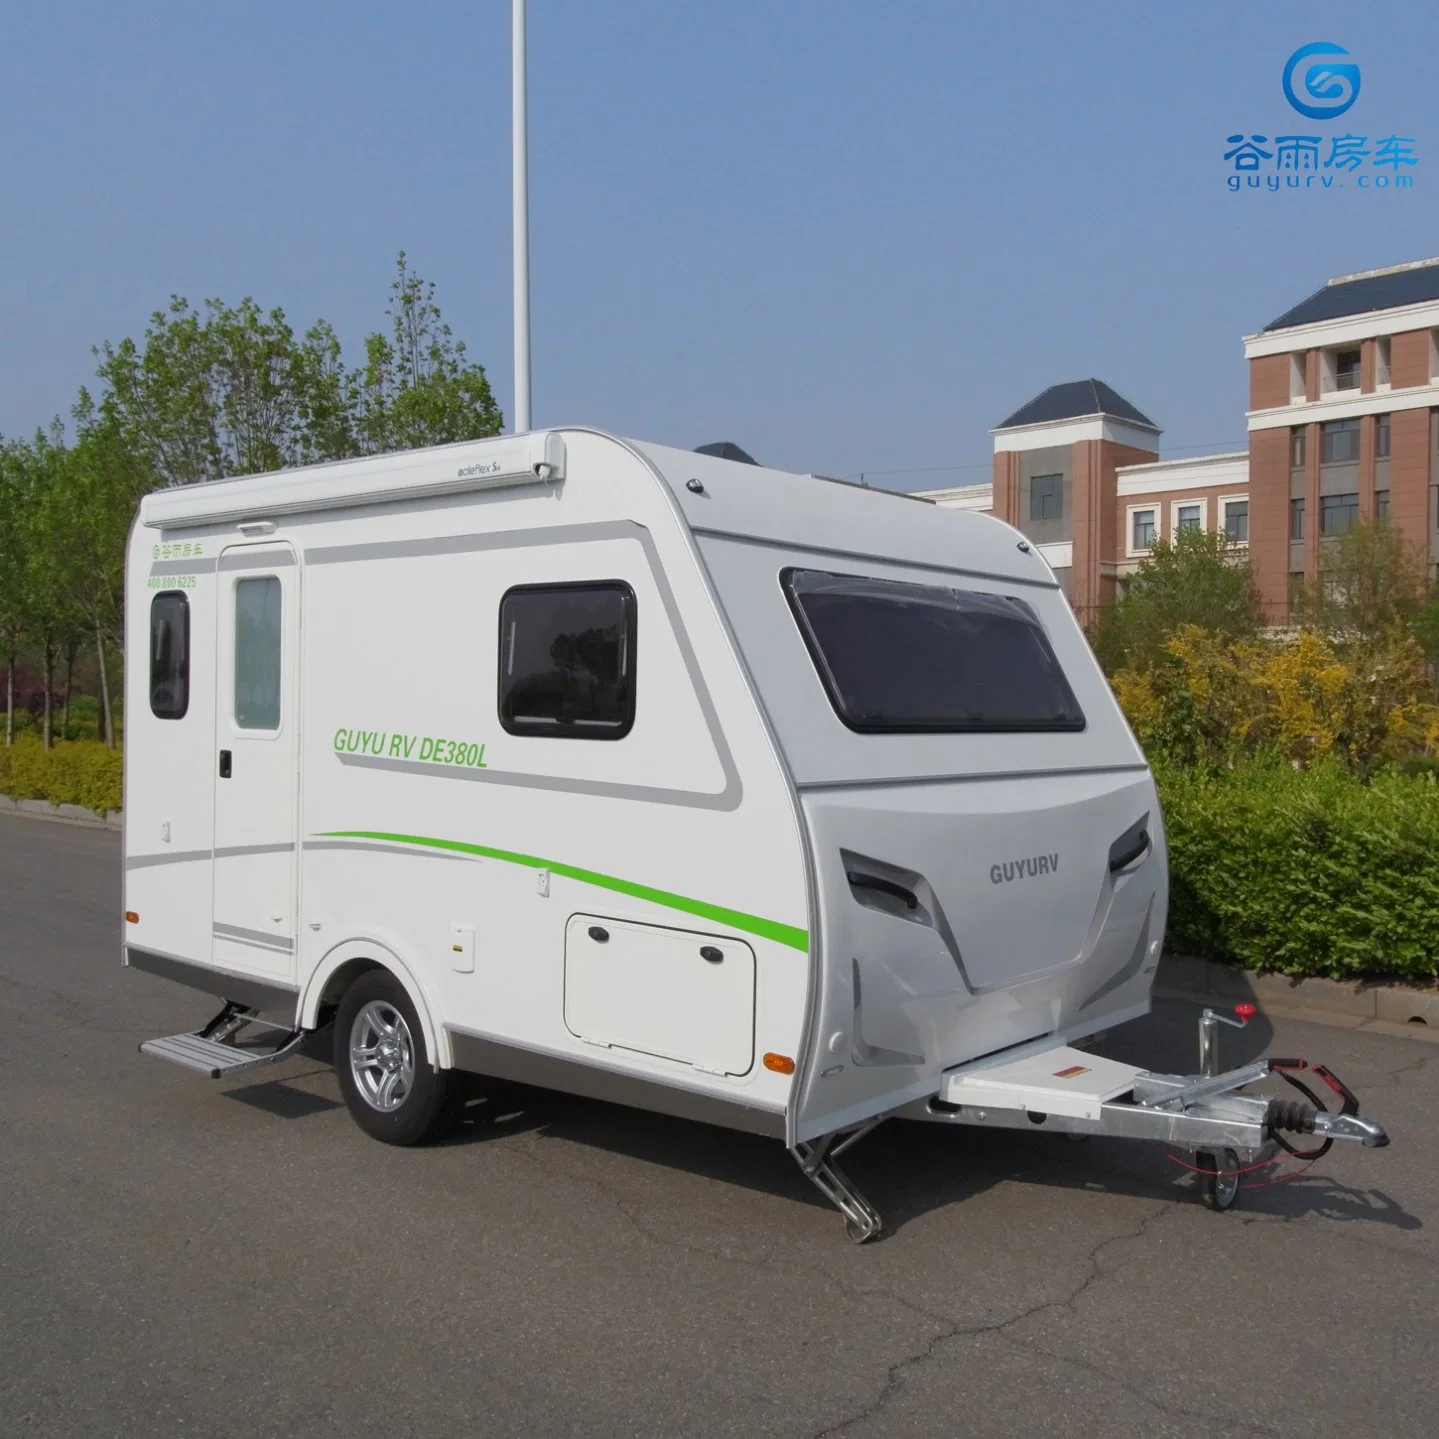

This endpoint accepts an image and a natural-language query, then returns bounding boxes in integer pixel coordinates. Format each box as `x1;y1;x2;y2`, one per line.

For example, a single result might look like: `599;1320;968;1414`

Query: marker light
763;1053;796;1075
125;911;139;924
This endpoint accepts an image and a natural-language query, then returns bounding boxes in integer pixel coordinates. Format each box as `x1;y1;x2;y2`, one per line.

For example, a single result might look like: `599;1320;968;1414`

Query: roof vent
695;441;758;465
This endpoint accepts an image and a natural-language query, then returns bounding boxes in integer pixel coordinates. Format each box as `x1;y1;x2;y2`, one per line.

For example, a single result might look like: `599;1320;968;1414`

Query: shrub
0;737;123;814
1159;760;1439;980
1113;625;1439;776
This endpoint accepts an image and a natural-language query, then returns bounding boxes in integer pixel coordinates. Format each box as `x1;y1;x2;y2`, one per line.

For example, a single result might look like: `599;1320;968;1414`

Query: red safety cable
1163;1150;1319;1187
1164;1151;1280;1178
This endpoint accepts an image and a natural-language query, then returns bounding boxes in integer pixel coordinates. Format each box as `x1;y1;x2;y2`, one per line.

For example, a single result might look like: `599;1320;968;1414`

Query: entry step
140;1028;305;1079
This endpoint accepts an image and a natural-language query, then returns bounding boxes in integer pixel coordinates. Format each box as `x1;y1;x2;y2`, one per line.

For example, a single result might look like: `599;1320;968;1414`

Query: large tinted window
149;592;190;720
234;576;282;730
499;582;636;738
783;569;1085;733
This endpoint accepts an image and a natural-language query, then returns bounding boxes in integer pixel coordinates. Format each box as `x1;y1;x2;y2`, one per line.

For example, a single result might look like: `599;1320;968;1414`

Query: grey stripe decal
216;842;296;859
213;921;295;954
219;549;296;572
334;750;735;811
307;521;742;812
691;526;1058;592
127;848;212;870
795;763;1149;792
302;839;478;862
126;841;295;870
150;558;219;577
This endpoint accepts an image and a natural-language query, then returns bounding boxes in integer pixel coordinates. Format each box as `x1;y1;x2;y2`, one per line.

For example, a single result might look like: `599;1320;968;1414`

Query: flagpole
512;0;532;433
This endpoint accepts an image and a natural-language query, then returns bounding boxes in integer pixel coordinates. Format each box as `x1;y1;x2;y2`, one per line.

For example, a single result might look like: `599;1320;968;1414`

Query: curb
1156;953;1439;1043
0;795;122;832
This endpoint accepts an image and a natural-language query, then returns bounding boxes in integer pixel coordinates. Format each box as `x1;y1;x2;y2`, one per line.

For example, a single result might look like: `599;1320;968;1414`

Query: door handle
219;749;232;779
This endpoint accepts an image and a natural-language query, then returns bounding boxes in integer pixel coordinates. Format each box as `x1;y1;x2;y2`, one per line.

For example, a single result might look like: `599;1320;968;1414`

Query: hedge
1159;760;1439;981
0;738;123;815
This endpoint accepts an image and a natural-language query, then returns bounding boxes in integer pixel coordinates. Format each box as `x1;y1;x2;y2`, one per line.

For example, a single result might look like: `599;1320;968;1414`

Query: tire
1195;1149;1241;1211
333;969;457;1146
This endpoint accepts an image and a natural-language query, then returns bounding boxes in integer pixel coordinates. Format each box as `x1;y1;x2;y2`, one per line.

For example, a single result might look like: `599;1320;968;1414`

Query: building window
1290;426;1306;468
150;592;190;720
1030;474;1063;522
1376;491;1390;522
1290;497;1305;540
1376;336;1391;387
1334;349;1361;391
1321;493;1359;536
1376;413;1391;459
1223;499;1249;543
1321;418;1360;465
1175;503;1202;533
498;581;637;739
1131;509;1156;551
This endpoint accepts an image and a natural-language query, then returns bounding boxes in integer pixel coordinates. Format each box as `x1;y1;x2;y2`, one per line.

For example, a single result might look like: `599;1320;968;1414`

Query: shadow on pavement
211;995;1417;1240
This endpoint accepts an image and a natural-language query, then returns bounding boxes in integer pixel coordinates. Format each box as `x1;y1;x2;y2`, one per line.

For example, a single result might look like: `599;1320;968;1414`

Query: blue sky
2;2;1436;489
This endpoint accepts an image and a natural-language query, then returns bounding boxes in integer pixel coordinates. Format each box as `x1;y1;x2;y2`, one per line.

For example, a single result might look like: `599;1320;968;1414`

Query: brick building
925;255;1439;625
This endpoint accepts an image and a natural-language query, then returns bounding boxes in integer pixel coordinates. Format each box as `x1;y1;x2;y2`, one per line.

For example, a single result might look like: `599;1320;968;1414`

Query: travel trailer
125;428;1386;1239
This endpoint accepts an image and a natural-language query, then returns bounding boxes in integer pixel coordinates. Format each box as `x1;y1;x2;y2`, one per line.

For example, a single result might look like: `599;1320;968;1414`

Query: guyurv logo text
1224;41;1416;193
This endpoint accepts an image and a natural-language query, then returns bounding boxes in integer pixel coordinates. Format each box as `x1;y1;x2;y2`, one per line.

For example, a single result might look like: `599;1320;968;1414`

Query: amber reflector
763;1052;796;1075
124;911;140;924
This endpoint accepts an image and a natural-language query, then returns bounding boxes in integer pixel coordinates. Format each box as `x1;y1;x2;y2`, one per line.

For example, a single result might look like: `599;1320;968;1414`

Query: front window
1290;497;1305;540
1334;349;1361;391
1376;490;1390;522
1321;418;1360;465
783;569;1085;733
1132;509;1156;551
1376;413;1391;460
1176;503;1202;533
1290;427;1306;468
1030;474;1063;522
1321;493;1359;536
1223;500;1249;543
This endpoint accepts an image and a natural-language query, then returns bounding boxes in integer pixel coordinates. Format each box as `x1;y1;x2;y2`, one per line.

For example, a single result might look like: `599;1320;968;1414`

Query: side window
149;592;190;720
234;576;282;730
498;582;636;739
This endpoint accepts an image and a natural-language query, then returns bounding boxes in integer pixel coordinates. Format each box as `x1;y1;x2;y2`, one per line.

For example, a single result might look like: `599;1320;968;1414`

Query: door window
234;576;283;730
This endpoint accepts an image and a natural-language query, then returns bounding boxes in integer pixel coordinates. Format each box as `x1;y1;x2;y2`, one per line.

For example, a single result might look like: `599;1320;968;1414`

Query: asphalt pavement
1;812;1436;1438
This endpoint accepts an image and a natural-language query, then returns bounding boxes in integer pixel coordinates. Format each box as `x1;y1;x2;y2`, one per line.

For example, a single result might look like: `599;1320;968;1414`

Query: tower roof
1264;256;1439;331
997;379;1158;431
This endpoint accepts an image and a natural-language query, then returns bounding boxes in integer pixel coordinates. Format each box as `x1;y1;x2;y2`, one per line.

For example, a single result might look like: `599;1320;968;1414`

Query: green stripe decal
316;830;809;952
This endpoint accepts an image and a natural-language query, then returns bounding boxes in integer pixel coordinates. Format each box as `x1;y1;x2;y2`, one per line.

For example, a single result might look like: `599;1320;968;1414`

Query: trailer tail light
764;1053;795;1075
125;911;139;924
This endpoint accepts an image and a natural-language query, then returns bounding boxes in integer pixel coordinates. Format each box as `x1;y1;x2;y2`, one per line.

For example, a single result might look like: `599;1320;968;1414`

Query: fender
300;931;452;1069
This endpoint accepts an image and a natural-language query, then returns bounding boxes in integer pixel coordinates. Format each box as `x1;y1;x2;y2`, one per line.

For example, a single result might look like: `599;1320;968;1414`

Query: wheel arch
300;936;452;1068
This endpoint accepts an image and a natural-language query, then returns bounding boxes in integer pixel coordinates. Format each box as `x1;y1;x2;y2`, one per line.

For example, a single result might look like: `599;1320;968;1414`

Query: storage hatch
563;914;756;1076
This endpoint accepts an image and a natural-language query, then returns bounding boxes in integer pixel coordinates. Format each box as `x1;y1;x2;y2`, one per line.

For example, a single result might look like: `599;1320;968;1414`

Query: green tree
352;253;503;454
0;439;30;743
1296;519;1439;664
1092;528;1261;673
94;296;348;485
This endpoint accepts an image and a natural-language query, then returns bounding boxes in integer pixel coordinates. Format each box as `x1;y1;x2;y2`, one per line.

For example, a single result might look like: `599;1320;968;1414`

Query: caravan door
212;544;300;984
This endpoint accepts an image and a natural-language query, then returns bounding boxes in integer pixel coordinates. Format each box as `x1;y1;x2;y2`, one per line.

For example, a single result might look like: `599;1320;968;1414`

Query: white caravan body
123;428;1167;1149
